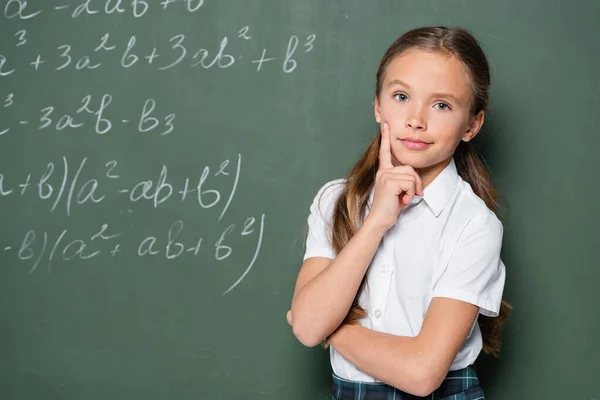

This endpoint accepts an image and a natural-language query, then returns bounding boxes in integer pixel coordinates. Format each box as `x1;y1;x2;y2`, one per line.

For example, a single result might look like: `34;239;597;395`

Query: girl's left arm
329;297;478;397
331;211;505;396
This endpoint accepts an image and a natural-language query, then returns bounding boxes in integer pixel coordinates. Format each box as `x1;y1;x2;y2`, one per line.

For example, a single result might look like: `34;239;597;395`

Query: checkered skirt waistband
331;364;484;400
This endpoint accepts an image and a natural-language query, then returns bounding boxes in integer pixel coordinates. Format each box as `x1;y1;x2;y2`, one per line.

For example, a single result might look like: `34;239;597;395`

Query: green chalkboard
0;0;598;399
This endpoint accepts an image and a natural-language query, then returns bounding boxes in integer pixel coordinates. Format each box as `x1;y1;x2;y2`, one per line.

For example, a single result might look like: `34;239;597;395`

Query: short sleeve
432;212;506;317
302;180;344;261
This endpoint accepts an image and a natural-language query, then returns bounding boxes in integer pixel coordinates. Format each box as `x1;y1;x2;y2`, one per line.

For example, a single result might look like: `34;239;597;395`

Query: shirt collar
367;158;460;218
422;158;460;217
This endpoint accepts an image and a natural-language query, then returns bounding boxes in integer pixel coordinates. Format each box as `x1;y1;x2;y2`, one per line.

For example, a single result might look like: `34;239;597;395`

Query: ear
462;110;485;142
374;97;382;123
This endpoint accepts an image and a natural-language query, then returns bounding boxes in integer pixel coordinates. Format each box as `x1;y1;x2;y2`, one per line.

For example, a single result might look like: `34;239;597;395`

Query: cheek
429;112;464;133
380;101;407;121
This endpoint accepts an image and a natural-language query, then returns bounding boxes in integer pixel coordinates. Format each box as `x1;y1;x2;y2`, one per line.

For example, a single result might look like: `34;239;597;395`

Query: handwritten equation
4;0;205;19
5;215;265;295
0;0;307;294
1;25;317;75
0;30;316;77
0;155;242;218
0;93;175;136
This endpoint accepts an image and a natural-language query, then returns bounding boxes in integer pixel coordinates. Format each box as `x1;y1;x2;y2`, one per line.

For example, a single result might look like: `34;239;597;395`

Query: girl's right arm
291;123;423;347
290;217;388;347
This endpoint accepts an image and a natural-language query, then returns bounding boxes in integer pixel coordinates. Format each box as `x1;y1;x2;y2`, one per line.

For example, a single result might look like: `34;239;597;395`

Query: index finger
378;123;393;170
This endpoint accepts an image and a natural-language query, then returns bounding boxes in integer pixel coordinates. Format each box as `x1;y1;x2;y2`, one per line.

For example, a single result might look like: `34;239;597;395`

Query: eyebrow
387;79;411;89
387;79;463;105
430;92;462;105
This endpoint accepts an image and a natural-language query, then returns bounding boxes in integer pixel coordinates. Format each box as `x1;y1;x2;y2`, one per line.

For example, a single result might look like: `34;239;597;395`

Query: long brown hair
323;26;512;357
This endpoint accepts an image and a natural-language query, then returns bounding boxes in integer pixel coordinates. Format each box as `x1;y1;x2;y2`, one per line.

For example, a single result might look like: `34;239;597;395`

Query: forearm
291;217;387;346
329;325;434;396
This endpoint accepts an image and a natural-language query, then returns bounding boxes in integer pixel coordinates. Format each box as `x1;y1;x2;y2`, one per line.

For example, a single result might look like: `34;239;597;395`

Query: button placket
371;268;391;322
370;236;392;324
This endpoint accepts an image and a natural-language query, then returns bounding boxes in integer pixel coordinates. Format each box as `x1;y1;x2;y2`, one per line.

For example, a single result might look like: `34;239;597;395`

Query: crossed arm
287;297;478;396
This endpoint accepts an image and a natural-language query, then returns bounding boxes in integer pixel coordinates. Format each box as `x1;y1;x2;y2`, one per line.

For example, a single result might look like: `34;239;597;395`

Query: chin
395;155;431;170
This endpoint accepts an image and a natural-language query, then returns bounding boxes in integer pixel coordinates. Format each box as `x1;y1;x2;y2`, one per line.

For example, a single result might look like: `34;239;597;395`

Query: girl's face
374;49;484;185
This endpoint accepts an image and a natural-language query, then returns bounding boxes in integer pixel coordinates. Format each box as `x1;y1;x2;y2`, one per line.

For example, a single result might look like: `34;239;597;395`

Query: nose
405;106;427;131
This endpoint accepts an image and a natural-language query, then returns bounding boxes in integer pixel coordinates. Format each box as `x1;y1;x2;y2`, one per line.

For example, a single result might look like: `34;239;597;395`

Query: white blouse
303;158;506;382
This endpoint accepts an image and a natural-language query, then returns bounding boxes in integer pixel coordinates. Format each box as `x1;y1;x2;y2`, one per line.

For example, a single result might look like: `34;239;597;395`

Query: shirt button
374;309;382;318
381;264;388;273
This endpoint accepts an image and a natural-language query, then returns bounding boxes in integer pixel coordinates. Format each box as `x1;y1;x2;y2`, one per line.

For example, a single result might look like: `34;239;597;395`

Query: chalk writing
3;0;203;20
6;213;265;295
0;155;241;218
0;0;319;294
0;93;175;136
1;27;317;75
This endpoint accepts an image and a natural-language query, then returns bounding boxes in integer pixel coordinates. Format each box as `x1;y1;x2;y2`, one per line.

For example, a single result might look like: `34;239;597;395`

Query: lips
399;138;431;150
402;138;428;144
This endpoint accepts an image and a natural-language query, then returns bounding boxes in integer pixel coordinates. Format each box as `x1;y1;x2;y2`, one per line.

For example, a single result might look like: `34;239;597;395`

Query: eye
393;93;408;102
434;102;451;111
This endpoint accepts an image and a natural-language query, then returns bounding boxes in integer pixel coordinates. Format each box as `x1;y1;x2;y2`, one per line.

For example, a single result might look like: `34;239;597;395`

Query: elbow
292;320;324;347
392;354;445;397
290;309;326;347
406;375;442;398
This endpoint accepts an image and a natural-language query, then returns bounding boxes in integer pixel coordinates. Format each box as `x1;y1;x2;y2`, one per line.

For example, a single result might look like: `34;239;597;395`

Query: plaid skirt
331;365;484;400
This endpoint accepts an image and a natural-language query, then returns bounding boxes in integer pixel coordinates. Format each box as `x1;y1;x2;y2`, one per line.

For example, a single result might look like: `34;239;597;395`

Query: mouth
398;138;431;150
